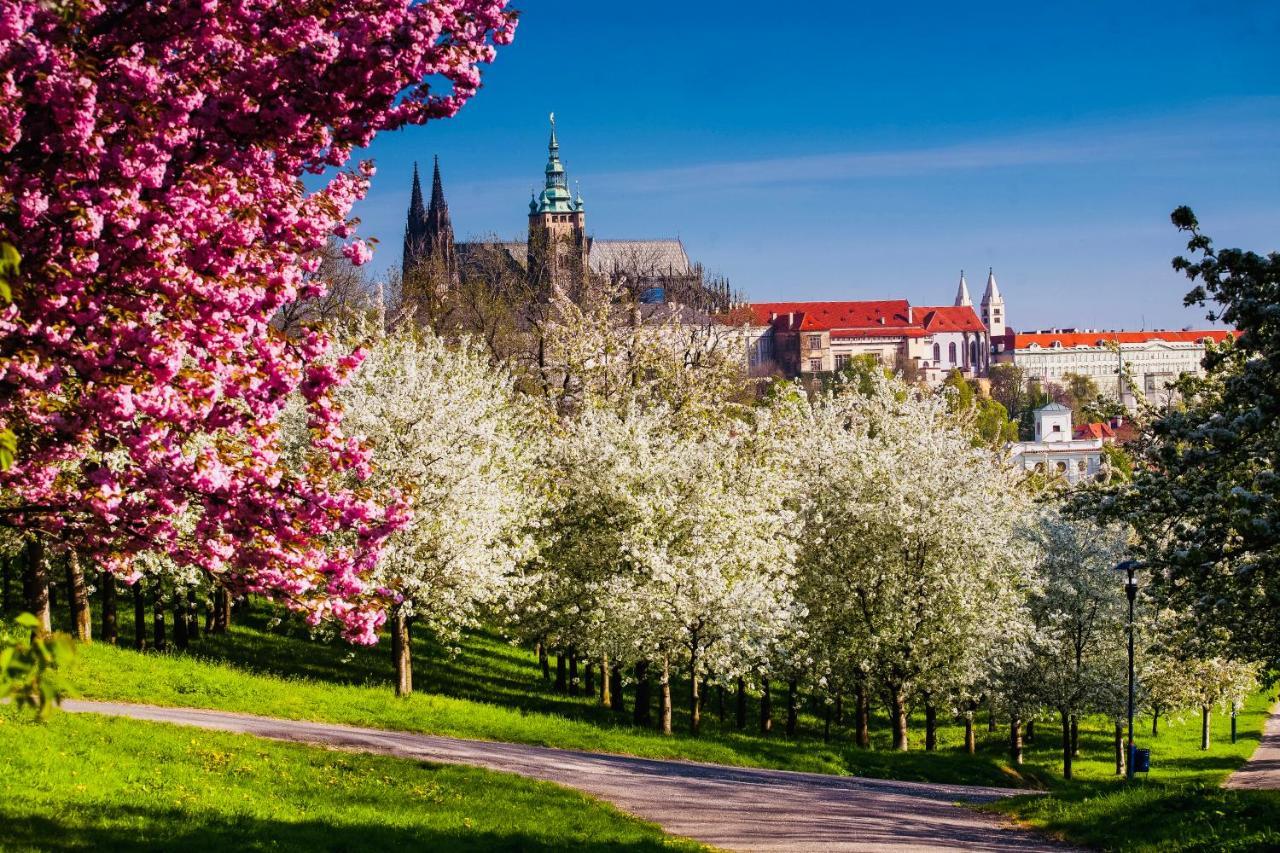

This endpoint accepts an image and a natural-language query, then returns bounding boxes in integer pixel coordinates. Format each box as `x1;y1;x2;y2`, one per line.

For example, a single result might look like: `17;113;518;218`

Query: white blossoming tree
791;372;1032;752
337;325;540;696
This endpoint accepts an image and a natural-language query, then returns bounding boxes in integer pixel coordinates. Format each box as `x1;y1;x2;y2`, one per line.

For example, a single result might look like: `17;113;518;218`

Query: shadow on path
1226;702;1280;791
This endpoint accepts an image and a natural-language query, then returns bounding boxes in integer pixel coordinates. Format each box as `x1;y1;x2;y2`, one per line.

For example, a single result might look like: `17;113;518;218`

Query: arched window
948;342;957;364
933;343;941;363
970;340;978;365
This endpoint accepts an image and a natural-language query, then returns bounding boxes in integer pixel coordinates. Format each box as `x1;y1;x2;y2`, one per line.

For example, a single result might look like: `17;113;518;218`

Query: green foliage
0;709;702;852
1100;443;1133;482
0;243;17;470
1;613;74;719
938;369;1018;447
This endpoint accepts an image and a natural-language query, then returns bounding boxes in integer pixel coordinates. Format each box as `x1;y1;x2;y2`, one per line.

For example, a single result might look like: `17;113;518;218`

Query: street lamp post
1116;559;1141;781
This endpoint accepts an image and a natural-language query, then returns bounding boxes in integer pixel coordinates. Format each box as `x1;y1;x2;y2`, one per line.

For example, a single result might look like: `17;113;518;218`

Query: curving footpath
1225;702;1280;790
65;700;1074;852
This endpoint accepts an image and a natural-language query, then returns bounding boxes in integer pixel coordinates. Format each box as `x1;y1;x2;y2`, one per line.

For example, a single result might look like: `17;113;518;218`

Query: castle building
402;115;730;313
1008;402;1105;484
402;157;458;285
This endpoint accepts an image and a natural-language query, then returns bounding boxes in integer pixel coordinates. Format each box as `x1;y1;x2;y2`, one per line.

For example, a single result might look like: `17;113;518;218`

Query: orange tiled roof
1013;330;1236;349
748;301;984;339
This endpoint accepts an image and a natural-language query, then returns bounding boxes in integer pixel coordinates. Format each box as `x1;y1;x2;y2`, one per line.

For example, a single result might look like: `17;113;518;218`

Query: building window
948;342;957;363
808;358;822;373
834;354;850;371
970;340;978;365
808;335;823;351
933;343;941;362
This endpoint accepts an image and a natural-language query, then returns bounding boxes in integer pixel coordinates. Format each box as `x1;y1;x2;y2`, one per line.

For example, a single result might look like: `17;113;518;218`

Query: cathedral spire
430;155;447;214
954;270;972;307
534;112;574;213
403;157;457;284
403;162;428;276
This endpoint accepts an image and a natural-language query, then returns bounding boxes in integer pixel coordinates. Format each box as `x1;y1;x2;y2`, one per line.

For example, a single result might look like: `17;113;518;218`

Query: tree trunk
1232;709;1238;744
890;690;909;752
633;661;651;726
600;654;611;707
212;586;230;634
584;661;594;696
1010;715;1023;765
1152;709;1160;737
855;679;870;749
187;588;200;641
834;691;844;726
759;678;773;734
965;712;976;754
735;676;747;730
1;555;11;612
785;679;798;737
988;701;997;732
1061;708;1073;780
659;656;673;736
717;683;726;724
1201;706;1211;750
1114;720;1125;775
152;582;167;652
609;665;625;713
1070;715;1080;757
537;641;550;681
568;650;579;695
172;595;189;650
99;570;118;645
392;605;412;697
132;580;147;650
924;696;937;751
22;538;51;636
554;653;566;692
823;696;832;742
66;552;92;642
1026;719;1035;743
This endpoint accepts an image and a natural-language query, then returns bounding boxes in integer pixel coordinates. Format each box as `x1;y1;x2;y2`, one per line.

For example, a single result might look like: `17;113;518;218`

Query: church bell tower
527;113;589;294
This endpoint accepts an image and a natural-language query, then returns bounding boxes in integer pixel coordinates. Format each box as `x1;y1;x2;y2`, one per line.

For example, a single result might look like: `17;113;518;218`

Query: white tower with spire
954;270;972;307
980;268;1005;338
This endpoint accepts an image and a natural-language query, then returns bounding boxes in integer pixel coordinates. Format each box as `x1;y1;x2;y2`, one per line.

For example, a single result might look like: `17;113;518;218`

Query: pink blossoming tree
0;0;516;643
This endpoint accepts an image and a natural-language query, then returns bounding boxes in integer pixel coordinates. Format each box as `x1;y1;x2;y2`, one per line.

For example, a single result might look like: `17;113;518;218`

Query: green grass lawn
0;706;707;852
8;600;1279;851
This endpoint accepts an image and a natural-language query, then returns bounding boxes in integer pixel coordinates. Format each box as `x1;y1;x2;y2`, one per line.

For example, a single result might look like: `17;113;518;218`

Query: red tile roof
1074;422;1115;440
918;305;987;334
748;301;982;339
1012;329;1236;349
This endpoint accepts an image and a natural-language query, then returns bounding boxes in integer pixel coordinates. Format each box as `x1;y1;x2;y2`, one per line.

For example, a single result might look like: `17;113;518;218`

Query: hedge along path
64;700;1077;852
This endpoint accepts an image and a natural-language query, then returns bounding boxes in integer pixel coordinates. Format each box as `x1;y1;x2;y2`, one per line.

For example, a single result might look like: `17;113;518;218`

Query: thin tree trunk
99;570;118;645
568;650;579;695
1026;719;1035;743
855;680;870;749
834;691;844;726
22;538;51;636
988;700;997;732
924;695;937;751
965;711;976;754
759;678;773;734
65;552;92;642
1232;709;1238;744
555;654;567;692
890;690;909;752
1114;720;1125;775
717;683;726;724
610;665;625;713
785;679;798;737
133;579;147;650
539;641;550;681
186;588;200;641
823;697;832;742
1010;714;1023;765
1201;706;1211;750
689;645;701;735
392;604;412;697
735;676;747;730
659;655;673;736
212;586;229;634
1;555;11;612
152;582;167;652
584;661;594;696
172;595;189;650
1061;708;1073;780
600;654;611;707
1071;714;1079;757
1152;709;1160;737
633;661;651;726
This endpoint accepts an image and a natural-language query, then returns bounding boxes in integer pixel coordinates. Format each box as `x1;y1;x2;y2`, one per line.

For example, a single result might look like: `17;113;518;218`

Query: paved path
1226;701;1280;790
65;700;1072;852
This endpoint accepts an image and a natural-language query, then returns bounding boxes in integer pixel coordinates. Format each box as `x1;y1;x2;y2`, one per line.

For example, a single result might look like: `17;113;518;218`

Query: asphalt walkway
1225;701;1280;790
64;700;1074;852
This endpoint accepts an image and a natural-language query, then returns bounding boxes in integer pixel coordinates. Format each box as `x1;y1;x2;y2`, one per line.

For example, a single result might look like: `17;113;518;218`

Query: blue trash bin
1133;747;1151;774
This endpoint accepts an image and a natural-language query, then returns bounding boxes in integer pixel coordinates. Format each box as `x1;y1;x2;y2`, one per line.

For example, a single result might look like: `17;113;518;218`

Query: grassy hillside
0;707;707;852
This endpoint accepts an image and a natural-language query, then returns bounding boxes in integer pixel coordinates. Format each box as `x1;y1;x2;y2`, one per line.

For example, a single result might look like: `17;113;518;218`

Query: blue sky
350;0;1280;331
